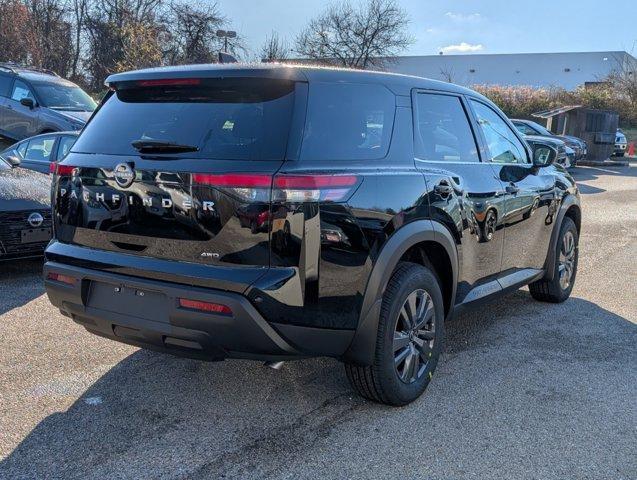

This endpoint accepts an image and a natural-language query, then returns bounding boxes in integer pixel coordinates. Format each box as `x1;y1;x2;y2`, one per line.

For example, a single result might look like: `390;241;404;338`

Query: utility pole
216;30;237;53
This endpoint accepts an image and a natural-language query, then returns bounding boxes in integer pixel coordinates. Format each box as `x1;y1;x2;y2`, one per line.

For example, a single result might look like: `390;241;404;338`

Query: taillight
192;173;359;203
273;174;359;202
47;272;77;286
178;298;232;315
192;173;272;202
53;164;77;176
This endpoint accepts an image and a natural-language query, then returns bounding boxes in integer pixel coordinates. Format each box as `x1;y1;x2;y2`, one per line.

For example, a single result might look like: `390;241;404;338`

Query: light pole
216;30;237;53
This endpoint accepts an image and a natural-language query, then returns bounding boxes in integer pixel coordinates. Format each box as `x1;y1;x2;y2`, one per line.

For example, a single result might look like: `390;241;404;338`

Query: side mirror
532;143;557;167
5;155;21;167
20;98;35;109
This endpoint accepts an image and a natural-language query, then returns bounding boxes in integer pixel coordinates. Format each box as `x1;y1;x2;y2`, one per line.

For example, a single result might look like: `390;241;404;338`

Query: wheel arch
543;194;581;281
342;219;458;365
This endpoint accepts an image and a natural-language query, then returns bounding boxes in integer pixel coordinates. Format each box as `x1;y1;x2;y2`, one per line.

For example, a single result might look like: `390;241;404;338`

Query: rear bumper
44;261;353;361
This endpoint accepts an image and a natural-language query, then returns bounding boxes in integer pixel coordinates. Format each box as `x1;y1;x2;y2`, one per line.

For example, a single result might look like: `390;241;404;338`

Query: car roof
105;63;490;100
16;71;78;86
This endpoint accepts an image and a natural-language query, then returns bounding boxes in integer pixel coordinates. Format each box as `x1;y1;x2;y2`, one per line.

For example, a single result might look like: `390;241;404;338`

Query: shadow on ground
0;258;44;315
1;290;635;479
570;164;635;195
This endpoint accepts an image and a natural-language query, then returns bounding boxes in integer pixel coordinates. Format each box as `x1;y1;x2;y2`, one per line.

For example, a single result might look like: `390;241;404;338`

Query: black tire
529;217;578;303
345;262;444;406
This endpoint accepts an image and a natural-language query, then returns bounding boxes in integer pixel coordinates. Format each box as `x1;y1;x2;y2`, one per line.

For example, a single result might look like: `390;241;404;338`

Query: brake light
47;272;77;286
178;298;232;315
274;174;359;202
49;162;55;174
191;173;360;203
192;173;272;188
137;78;201;87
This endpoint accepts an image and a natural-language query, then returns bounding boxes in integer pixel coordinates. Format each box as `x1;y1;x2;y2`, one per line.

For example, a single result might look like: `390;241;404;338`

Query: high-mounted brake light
137;78;201;87
178;298;232;315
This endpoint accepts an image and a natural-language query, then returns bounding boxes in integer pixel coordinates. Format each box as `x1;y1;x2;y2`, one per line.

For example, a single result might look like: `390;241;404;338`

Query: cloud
440;42;484;54
444;12;482;22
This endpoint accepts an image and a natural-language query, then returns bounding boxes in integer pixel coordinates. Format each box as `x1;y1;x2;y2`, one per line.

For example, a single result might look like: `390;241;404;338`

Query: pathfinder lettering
60;189;214;211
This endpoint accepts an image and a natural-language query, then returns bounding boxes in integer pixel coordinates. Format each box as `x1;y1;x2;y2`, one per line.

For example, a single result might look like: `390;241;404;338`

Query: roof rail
0;62;59;77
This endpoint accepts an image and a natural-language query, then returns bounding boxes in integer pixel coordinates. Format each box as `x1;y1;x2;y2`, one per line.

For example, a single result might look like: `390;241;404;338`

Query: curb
577;159;630;167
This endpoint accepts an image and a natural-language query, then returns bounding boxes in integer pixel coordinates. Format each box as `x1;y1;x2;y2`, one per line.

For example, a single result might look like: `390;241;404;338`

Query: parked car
0;155;52;260
44;65;581;406
0;63;96;141
614;128;627;157
0;131;78;173
512;119;587;164
524;134;571;167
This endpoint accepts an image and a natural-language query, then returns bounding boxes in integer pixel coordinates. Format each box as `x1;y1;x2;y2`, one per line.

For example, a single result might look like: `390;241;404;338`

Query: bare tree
0;0;33;64
260;31;289;62
162;1;226;64
294;0;413;69
439;66;455;83
24;0;74;75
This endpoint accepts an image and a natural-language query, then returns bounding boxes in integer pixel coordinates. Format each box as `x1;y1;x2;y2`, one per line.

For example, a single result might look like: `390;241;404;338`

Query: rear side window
25;136;55;162
414;93;480;162
300;83;395;161
57;135;76;160
0;74;12;97
71;78;296;160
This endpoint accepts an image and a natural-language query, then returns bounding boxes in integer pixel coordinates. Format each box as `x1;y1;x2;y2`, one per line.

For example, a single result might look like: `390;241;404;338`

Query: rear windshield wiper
131;139;199;154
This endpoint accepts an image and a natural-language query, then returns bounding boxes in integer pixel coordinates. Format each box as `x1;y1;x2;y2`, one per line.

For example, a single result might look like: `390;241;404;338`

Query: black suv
44;65;581;406
0;63;96;141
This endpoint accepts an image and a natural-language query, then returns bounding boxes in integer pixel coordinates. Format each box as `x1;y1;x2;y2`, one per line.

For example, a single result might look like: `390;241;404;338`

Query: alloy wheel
558;230;576;290
393;289;436;384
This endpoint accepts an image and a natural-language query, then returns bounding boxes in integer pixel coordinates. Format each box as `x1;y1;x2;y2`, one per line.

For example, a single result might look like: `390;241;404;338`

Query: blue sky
216;0;637;58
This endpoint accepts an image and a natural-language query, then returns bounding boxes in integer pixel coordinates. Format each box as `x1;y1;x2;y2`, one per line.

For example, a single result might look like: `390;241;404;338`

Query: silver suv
0;63;96;141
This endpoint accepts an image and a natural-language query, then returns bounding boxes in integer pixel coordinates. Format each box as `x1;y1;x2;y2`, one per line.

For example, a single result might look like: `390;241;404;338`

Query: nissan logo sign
28;212;44;227
114;163;135;188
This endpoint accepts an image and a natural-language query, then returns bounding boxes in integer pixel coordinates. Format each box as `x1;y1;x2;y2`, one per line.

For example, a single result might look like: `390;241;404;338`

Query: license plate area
21;228;51;243
88;281;168;322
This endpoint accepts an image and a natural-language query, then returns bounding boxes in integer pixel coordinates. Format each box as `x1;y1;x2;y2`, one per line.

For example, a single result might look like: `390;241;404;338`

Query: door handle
434;181;453;196
505;183;520;194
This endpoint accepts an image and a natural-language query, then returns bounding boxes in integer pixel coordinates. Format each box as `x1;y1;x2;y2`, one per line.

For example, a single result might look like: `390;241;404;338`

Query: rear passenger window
300;83;395;161
25;137;55;162
414;93;480;162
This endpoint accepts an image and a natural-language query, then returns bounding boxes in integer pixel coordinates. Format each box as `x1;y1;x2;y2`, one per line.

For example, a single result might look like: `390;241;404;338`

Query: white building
379;51;636;90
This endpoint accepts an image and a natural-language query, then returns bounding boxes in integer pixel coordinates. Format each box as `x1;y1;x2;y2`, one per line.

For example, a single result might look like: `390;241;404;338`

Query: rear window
300;82;395;161
71;78;296;160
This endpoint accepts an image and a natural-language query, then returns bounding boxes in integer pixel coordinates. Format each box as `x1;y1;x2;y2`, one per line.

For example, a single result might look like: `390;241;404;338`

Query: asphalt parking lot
0;163;636;480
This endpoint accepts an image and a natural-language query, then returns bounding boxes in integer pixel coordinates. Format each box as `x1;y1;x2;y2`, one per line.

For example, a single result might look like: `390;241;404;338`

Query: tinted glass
300;83;395;161
471;100;528;164
513;122;539;136
32;82;96;111
57;135;76;160
11;80;35;102
25;136;55;162
525;121;552;136
72;78;296;160
17;142;28;157
414;93;479;162
0;74;12;97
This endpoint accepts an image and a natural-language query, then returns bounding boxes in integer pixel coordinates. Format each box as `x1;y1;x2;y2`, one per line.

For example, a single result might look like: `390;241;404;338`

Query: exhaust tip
264;361;285;370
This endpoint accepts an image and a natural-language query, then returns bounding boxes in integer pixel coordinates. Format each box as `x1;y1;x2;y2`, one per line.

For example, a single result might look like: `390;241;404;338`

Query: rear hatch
52;73;304;282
